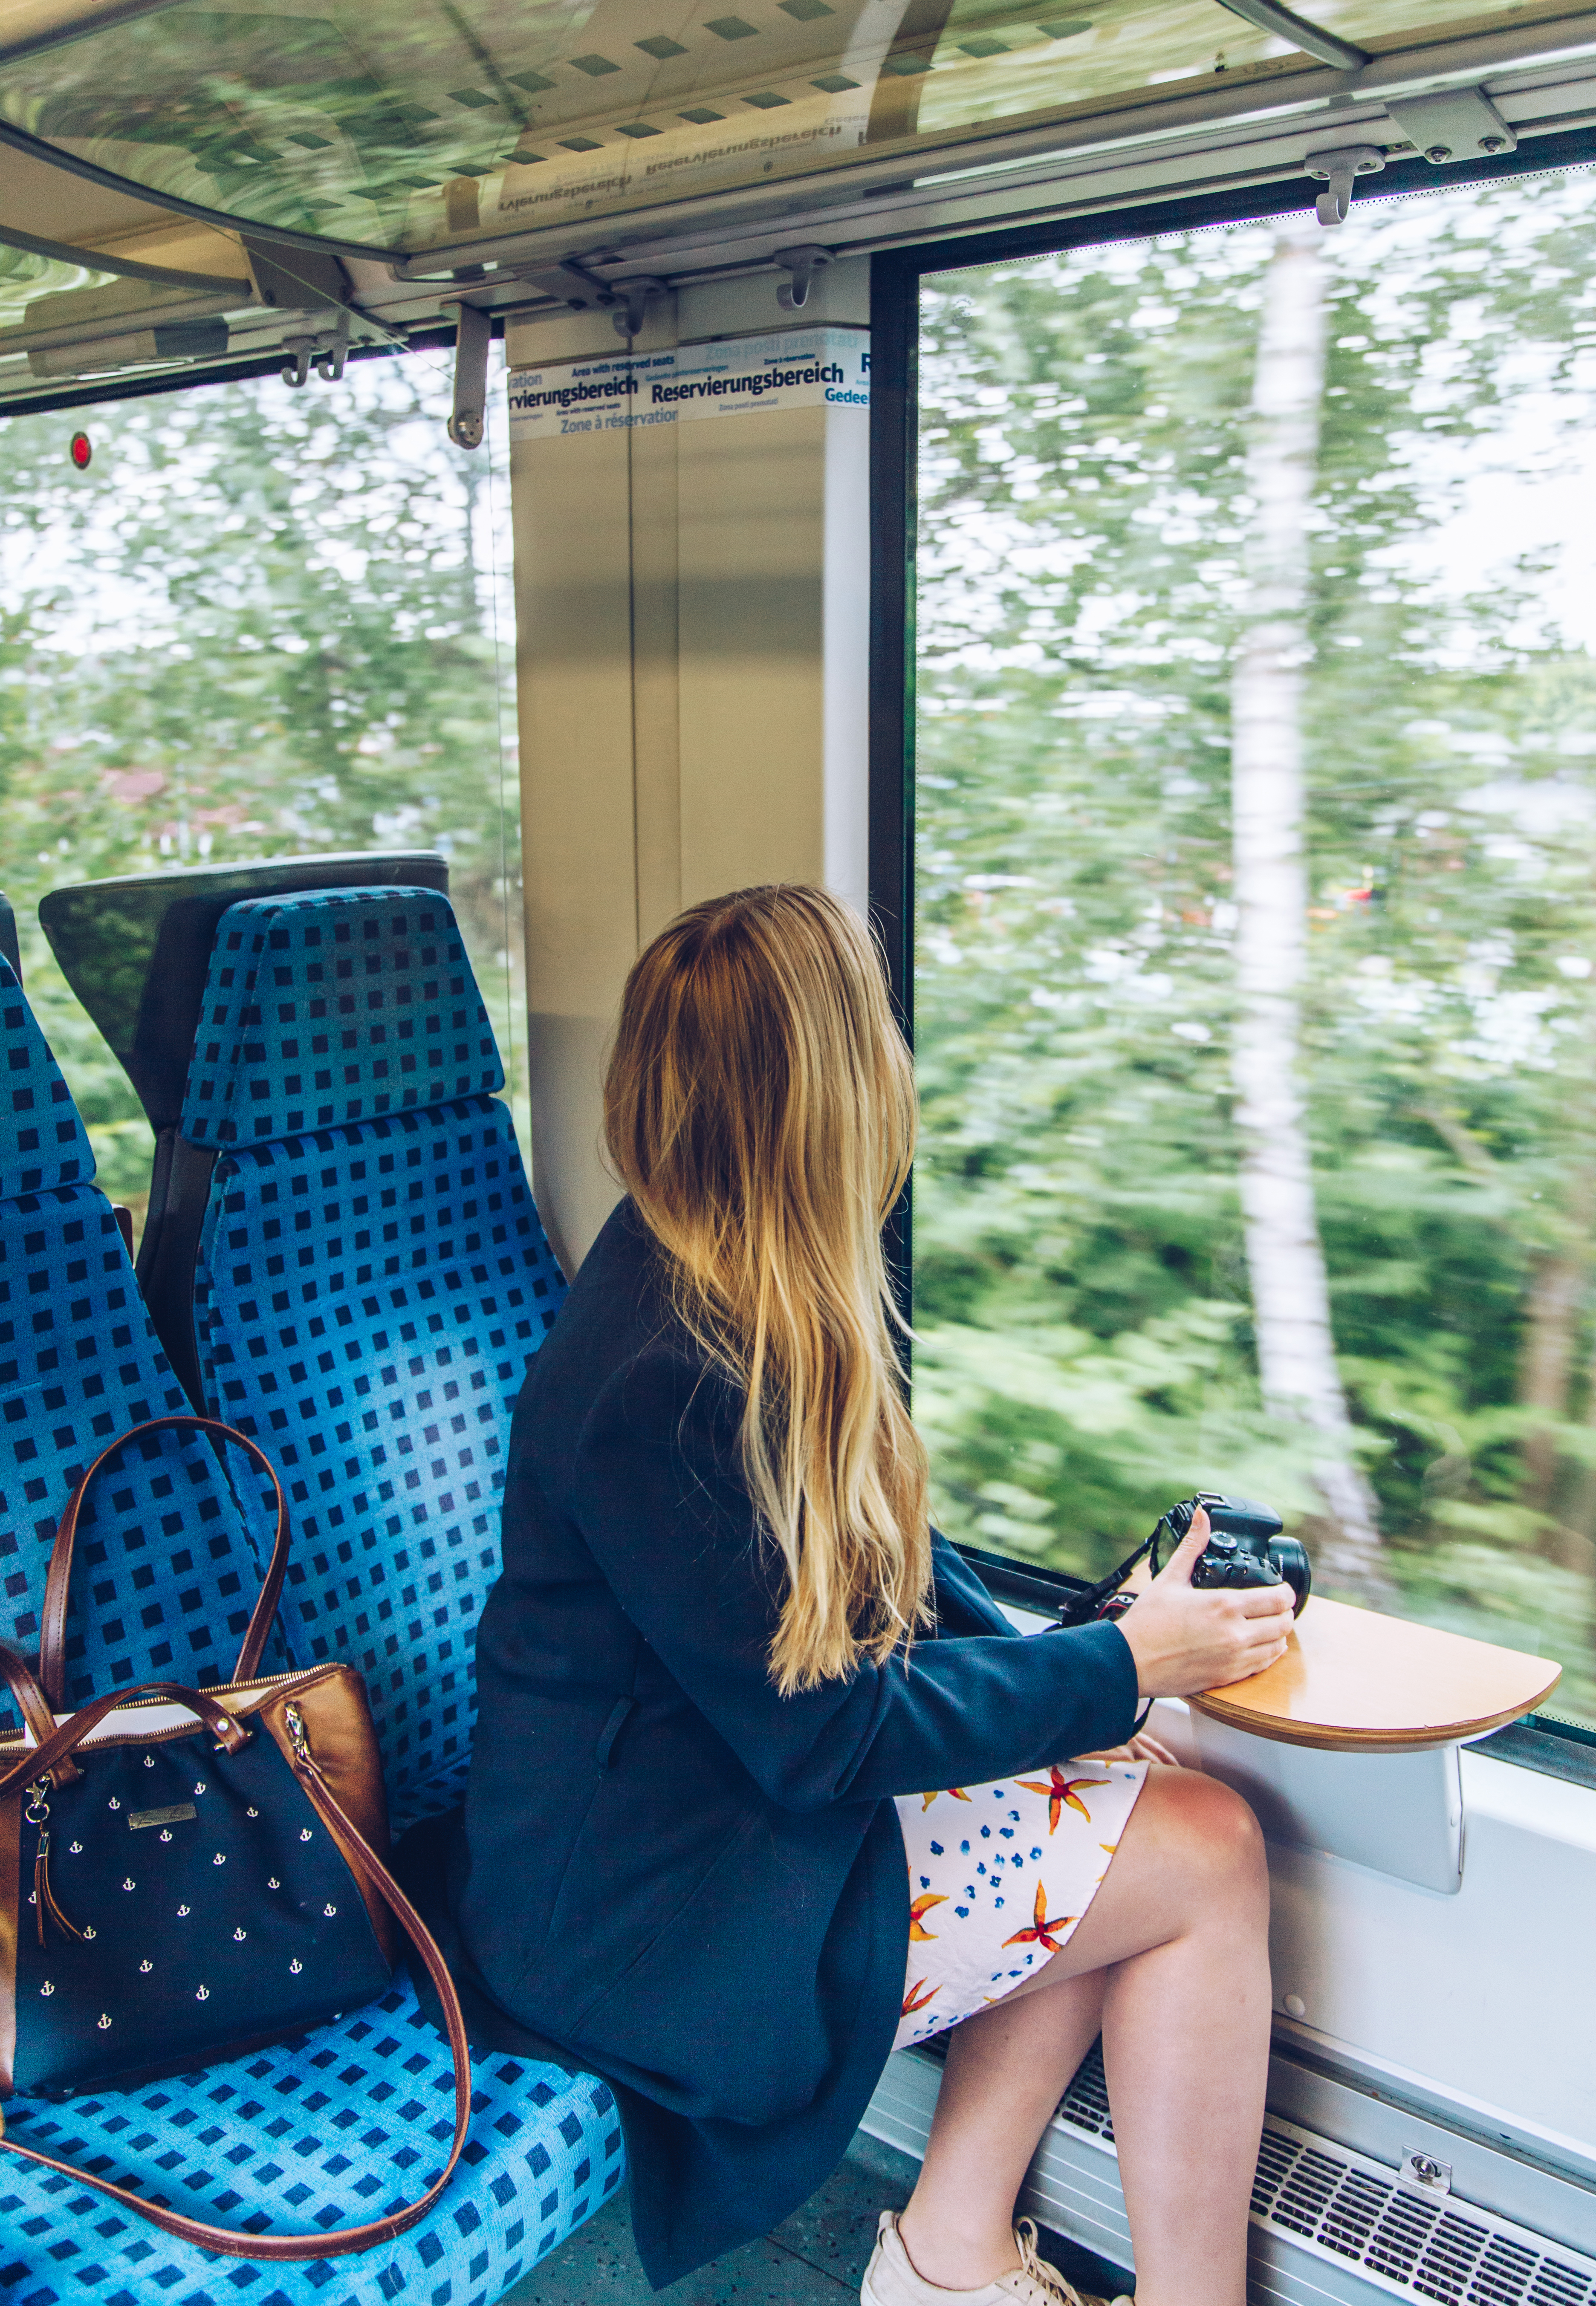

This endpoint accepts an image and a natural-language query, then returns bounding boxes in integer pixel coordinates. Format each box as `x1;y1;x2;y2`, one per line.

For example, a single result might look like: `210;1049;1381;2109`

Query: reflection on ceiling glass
0;239;113;330
0;0;1571;252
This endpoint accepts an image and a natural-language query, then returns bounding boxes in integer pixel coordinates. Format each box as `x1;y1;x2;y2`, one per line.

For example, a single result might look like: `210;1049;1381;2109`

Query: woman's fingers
1238;1582;1296;1621
1117;1526;1301;1699
1155;1504;1211;1587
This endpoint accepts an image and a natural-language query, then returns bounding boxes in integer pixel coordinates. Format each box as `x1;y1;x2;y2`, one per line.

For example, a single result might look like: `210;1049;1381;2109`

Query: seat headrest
179;888;505;1149
0;956;94;1199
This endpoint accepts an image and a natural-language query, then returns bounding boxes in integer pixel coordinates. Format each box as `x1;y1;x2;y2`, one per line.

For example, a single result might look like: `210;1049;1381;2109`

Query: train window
0;342;524;1248
0;0;1554;257
911;167;1596;1729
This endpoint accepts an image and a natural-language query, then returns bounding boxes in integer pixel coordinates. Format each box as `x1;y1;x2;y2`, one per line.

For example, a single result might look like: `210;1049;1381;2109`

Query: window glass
0;243;114;332
0;345;525;1245
0;0;1557;253
914;170;1596;1727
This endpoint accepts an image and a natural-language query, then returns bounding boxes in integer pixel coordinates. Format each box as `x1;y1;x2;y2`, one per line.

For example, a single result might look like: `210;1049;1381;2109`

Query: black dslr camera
1171;1492;1311;1615
1058;1491;1310;1627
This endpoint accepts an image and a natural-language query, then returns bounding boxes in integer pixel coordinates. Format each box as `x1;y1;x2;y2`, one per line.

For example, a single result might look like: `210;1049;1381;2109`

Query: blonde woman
451;885;1292;2306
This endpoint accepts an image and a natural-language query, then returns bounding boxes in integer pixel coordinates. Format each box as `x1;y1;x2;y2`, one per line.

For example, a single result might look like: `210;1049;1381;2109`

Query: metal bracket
1398;2150;1453;2198
242;240;349;315
448;301;492;451
1304;143;1385;226
612;277;668;341
1383;84;1516;165
775;245;832;312
280;309;350;388
518;260;617;312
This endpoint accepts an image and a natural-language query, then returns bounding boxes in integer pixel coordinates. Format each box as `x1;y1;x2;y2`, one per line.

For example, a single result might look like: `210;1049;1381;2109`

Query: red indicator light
69;431;91;470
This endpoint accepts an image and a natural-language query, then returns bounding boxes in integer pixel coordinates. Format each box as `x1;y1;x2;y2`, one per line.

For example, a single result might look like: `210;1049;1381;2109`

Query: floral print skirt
893;1758;1149;2052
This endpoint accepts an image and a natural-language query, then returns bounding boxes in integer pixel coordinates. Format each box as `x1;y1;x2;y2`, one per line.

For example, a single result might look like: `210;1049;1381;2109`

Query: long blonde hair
604;884;932;1693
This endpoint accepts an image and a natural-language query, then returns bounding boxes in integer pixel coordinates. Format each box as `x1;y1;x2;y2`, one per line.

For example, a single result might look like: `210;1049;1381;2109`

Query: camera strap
1053;1522;1168;1628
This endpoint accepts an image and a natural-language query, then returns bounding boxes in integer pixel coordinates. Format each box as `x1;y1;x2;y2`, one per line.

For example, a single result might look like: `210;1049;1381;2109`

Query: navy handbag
0;1414;473;2263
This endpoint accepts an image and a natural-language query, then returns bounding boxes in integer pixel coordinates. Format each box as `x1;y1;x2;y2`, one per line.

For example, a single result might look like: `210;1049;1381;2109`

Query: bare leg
895;1765;1271;2306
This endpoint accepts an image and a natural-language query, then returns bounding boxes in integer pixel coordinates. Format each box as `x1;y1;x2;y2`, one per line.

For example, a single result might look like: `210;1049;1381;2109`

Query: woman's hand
1114;1506;1295;1699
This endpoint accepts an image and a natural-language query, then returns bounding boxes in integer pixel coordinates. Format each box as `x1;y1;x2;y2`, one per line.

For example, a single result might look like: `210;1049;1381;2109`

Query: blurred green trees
914;176;1596;1720
0;352;520;1219
3;185;1594;1723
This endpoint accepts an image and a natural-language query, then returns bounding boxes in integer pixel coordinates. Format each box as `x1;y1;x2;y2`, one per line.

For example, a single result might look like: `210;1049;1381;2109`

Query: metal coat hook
281;310;352;388
1304;143;1385;226
315;311;350;384
613;279;668;341
774;246;832;311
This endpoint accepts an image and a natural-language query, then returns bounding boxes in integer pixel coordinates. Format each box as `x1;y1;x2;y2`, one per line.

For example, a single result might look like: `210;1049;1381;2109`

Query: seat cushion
0;1978;624;2306
181;890;504;1150
0;1185;282;1705
193;1098;566;1827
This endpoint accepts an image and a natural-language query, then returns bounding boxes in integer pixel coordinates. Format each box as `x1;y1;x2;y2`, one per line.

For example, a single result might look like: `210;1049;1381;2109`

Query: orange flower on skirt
1017;1764;1100;1834
1002;1880;1078;1956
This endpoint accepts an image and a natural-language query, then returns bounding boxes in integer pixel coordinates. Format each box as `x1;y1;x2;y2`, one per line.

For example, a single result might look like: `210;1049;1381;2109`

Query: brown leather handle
38;1416;289;1708
0;1644;78;1787
0;1679;250;1803
0;1711;474;2260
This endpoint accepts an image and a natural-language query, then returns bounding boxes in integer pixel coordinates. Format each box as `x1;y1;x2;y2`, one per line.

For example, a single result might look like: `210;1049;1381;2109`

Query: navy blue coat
454;1199;1139;2288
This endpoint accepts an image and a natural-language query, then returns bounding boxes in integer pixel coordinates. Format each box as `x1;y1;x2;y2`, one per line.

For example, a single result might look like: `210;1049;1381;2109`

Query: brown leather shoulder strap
0;1719;474;2260
38;1416;289;1708
0;1644;78;1787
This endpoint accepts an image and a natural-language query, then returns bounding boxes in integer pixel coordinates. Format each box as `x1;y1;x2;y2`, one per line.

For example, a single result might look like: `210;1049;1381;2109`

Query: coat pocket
594;1696;635;1772
549;1798;761;2038
566;1811;828;2124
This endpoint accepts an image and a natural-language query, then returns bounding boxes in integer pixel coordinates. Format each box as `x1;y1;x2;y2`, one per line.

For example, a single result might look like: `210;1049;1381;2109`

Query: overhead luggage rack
0;0;1592;287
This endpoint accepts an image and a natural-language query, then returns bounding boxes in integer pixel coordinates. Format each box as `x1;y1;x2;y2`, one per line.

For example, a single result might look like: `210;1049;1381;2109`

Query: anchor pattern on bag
13;1729;390;2099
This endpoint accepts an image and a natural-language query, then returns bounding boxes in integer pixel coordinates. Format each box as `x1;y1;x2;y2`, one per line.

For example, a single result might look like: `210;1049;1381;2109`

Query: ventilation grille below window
1055;2049;1596;2306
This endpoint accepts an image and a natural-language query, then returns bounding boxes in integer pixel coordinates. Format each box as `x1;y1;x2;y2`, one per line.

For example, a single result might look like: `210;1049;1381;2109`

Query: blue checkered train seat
0;922;621;2303
0;1989;623;2306
0;952;283;1706
179;888;568;1831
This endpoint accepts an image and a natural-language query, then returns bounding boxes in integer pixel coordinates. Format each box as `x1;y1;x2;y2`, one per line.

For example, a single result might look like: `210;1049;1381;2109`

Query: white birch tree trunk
1232;225;1389;1597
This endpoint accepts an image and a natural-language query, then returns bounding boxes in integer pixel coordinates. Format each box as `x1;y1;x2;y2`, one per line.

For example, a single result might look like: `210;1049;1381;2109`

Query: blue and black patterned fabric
0;959;93;1197
0;917;615;2304
181;890;503;1148
183;888;567;1825
0;1978;622;2306
0;958;279;1707
195;1096;564;1821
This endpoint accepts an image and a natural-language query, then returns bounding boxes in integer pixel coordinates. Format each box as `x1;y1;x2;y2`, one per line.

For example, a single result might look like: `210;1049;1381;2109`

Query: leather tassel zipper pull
25;1783;83;1948
34;1830;83;1948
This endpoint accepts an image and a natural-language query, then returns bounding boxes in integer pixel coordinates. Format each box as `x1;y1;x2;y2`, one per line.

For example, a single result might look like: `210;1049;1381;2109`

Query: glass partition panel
914;169;1596;1726
0;341;525;1243
0;0;1564;254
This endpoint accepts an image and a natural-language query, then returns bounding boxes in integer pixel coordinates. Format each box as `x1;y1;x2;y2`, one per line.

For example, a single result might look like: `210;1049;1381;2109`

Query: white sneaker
859;2210;1135;2306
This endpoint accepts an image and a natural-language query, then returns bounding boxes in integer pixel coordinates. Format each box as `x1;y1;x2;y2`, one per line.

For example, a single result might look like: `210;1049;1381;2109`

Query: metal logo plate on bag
128;1803;197;1831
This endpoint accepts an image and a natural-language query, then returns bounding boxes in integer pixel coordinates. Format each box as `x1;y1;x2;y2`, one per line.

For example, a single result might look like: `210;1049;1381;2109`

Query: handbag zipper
0;1669;340;1759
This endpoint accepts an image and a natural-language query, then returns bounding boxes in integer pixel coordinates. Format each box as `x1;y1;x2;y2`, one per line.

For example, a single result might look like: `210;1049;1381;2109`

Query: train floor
502;2130;1133;2305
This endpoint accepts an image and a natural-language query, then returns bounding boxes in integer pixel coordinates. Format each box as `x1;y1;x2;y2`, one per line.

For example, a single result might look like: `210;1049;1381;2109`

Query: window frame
867;125;1596;1763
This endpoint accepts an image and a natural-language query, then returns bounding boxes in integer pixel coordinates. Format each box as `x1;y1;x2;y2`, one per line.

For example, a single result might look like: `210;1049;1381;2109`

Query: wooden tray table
1188;1595;1561;1752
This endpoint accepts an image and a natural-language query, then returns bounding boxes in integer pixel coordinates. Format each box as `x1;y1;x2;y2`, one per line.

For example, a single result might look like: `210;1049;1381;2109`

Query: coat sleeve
570;1350;1139;1814
929;1531;1018;1640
